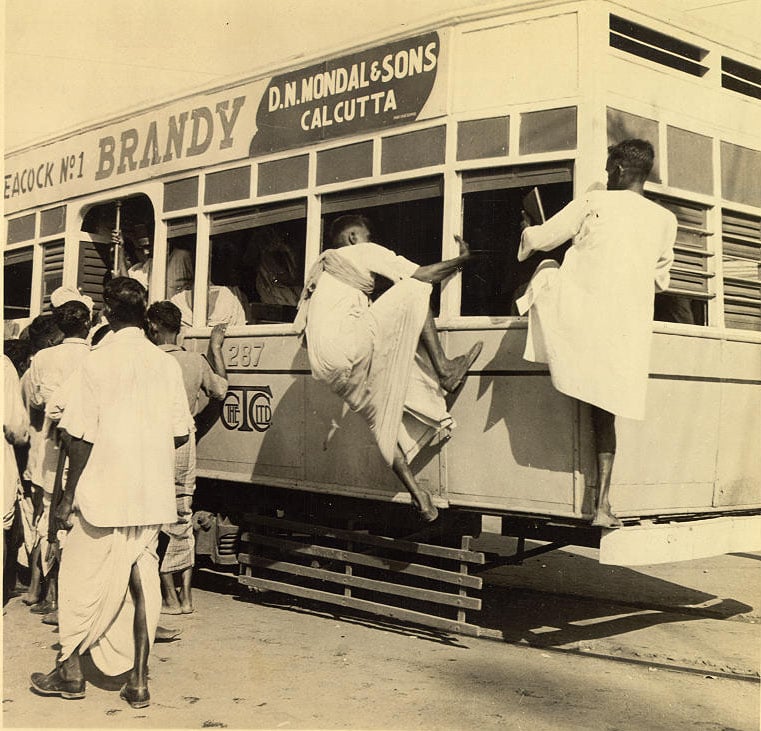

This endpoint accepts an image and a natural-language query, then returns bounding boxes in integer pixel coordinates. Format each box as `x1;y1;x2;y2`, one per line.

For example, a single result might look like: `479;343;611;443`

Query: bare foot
21;594;40;606
440;341;483;394
591;512;623;529
413;491;439;523
160;603;184;615
181;604;194;614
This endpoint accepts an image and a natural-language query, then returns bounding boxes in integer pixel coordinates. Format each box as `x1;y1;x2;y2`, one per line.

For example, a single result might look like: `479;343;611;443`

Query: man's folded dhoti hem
58;511;161;676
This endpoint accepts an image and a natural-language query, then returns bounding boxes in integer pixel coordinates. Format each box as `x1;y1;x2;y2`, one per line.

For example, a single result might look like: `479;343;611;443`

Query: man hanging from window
295;214;482;522
516;139;677;528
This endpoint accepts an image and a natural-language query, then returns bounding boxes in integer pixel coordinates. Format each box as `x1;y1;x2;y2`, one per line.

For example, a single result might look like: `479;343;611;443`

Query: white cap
50;286;94;313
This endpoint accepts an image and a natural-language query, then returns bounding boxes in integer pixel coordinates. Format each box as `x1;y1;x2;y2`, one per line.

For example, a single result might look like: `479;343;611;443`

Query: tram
5;0;761;631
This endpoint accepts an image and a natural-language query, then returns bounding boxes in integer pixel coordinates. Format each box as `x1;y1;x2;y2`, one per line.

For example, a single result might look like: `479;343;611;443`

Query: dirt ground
3;543;760;730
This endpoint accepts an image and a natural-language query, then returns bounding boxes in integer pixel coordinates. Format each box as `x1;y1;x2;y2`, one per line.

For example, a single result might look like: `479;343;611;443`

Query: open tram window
206;200;306;326
4;246;33;323
460;164;573;316
321;177;444;312
79;194;155;310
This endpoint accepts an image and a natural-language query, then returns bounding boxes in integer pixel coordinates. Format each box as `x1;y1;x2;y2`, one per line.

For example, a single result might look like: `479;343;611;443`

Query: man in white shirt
30;277;193;708
24;296;91;615
517;139;677;528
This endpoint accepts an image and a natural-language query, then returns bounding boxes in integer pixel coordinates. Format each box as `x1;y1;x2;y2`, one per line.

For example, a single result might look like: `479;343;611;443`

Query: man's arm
412;235;471;284
54;431;93;526
206;323;228;380
518;197;585;262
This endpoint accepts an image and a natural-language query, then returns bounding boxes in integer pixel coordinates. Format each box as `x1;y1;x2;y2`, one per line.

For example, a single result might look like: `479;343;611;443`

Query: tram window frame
647;194;713;327
320;177;445;313
4;245;34;322
460;163;574;317
721;208;761;332
204;199;308;327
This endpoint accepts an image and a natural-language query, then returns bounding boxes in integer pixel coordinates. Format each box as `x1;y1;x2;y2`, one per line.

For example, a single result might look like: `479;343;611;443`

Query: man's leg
391;445;438;523
22;543;42;605
121;562;151;708
419;308;482;393
178;566;193;613
160;570;182;613
590;406;622;528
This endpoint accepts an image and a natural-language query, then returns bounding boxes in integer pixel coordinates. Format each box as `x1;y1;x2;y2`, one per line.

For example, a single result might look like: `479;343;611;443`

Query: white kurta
517;190;677;420
304;242;453;464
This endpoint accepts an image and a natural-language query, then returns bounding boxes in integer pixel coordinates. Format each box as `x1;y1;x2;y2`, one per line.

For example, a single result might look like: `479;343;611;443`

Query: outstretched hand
209;323;227;351
454;234;471;259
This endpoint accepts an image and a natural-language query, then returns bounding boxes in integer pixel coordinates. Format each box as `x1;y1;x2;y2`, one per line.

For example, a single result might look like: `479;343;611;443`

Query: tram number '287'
221;385;273;432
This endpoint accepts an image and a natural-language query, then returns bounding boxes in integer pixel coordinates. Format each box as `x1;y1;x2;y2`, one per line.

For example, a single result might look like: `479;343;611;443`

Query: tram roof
6;0;760;157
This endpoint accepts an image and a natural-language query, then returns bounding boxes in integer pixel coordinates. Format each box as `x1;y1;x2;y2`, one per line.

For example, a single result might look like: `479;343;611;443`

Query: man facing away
30;277;193;708
25;296;92;617
145;301;228;614
516;139;677;528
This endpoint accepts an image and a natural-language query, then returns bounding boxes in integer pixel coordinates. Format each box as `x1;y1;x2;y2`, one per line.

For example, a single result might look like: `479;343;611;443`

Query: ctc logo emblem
221;385;273;432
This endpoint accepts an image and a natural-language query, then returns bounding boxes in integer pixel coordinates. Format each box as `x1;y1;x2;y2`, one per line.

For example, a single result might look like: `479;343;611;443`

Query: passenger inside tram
112;224;194;298
171;240;247;328
295;213;483;522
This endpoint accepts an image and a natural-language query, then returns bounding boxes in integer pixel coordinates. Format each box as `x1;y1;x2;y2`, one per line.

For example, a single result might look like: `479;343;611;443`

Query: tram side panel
442;328;580;517
715;337;761;508
612;332;724;516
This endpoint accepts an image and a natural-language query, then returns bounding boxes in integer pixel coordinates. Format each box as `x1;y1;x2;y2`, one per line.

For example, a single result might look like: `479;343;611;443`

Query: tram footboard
237;513;486;636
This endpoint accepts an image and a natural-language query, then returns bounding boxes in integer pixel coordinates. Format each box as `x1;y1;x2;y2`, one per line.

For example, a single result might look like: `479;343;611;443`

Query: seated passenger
255;229;302;307
295;214;483;522
171;285;247;329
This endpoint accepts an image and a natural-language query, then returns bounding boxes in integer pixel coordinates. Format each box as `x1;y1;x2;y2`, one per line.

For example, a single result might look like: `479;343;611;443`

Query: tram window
164;217;196;301
721;209;761;331
80;194;155;300
4;247;33;321
649;195;711;327
206;201;307;326
460;167;573;316
321;178;444;312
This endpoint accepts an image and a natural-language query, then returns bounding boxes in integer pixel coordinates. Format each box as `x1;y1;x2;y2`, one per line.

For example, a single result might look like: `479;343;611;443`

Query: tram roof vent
721;57;761;100
609;14;709;78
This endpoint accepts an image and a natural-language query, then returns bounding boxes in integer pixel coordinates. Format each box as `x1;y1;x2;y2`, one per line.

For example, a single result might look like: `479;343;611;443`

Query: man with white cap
25;289;92;616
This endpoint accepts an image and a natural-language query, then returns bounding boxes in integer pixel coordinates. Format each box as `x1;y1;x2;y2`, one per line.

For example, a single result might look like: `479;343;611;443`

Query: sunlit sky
4;0;760;151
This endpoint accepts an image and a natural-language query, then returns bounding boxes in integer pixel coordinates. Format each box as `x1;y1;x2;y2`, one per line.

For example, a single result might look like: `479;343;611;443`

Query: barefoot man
30;278;193;708
516;140;677;528
295;214;482;522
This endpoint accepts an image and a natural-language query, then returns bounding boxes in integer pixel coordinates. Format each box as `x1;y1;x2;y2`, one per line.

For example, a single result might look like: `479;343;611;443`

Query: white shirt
28;337;90;491
58;327;193;527
517;189;677;419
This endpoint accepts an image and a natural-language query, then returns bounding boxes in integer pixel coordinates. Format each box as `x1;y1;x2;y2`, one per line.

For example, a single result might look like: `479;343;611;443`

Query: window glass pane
460;167;572;316
206;201;307;325
321;179;444;313
4;247;33;320
165;217;196;300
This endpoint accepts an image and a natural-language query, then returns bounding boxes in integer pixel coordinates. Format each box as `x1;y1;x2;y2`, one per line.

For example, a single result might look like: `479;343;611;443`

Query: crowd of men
4;277;228;708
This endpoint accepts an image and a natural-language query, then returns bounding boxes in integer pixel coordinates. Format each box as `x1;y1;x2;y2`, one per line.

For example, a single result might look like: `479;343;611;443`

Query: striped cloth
160;437;195;574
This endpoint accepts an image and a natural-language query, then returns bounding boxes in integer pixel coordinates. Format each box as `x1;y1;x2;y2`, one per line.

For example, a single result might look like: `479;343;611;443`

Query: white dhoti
58;512;162;676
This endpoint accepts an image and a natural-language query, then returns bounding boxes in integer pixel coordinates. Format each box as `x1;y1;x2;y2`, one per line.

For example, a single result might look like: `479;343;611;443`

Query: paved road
3;545;759;729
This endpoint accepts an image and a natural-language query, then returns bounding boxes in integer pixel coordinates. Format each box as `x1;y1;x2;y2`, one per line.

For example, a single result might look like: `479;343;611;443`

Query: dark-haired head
145;301;182;344
606;139;654;189
103;277;147;329
52;300;91;339
4;339;31;376
328;214;372;248
26;314;64;354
